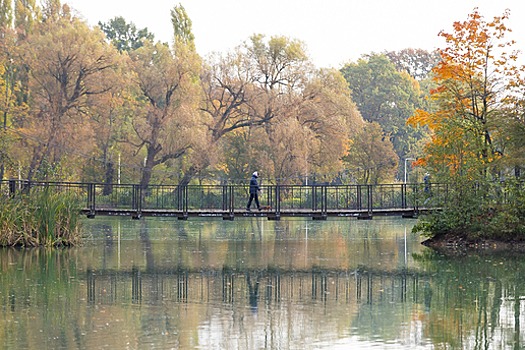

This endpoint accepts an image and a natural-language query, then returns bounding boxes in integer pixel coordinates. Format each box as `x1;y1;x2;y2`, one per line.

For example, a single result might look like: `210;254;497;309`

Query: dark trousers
247;193;260;209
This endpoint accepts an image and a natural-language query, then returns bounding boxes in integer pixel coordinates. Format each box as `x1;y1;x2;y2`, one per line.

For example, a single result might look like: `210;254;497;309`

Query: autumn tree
198;34;312;183
408;9;520;181
14;0;40;38
0;0;13;28
82;53;130;193
409;9;525;240
343;122;398;184
0;2;32;180
126;39;202;191
19;4;120;180
200;35;364;184
291;68;364;183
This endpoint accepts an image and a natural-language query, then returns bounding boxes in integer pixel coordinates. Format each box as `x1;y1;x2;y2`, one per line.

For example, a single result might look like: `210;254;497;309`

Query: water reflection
1;217;525;349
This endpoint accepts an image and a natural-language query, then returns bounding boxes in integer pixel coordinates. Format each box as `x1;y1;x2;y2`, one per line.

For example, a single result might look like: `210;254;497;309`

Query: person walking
246;171;261;211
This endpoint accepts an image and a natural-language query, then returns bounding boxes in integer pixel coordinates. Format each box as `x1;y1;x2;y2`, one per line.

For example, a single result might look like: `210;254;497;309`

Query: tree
126;39;202;191
385;48;440;80
171;4;194;50
14;0;40;38
0;27;13;176
201;35;364;184
293;68;364;183
0;0;13;28
98;16;154;52
407;8;520;181
343;122;398;184
340;54;427;176
83;54;130;193
409;9;525;240
20;7;120;180
198;34;313;184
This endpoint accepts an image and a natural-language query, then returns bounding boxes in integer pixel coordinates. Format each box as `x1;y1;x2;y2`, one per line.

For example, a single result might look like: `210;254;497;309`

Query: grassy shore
0;189;82;247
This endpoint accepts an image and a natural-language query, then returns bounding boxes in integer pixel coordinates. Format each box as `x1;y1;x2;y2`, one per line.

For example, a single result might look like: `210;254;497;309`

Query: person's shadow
247;273;261;313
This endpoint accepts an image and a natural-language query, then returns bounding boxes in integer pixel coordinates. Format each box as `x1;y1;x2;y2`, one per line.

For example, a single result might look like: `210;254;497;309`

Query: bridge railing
0;179;89;200
1;180;453;217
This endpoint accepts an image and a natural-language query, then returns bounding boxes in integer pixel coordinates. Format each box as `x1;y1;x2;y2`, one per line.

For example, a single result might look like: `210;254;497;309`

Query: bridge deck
81;207;430;220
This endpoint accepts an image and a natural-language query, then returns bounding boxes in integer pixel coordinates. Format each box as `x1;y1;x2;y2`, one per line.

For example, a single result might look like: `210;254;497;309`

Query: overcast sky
65;0;525;68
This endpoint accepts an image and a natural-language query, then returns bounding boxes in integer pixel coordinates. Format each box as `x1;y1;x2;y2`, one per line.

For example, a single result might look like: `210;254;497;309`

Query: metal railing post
87;183;96;218
402;183;406;209
368;185;373;214
357;185;362;210
132;185;141;219
275;185;281;220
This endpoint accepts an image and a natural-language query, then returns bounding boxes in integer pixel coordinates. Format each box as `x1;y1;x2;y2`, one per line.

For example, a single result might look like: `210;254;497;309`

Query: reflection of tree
414;250;525;349
140;220;155;271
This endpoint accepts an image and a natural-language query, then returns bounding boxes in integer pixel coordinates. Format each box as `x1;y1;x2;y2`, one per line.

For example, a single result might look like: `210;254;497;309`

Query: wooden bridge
1;180;444;220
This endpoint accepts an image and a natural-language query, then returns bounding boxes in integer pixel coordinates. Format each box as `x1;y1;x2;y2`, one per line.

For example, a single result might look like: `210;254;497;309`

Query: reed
0;189;82;247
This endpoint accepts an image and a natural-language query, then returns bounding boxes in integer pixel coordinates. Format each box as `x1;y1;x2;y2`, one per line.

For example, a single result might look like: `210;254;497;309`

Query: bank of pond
0;190;81;247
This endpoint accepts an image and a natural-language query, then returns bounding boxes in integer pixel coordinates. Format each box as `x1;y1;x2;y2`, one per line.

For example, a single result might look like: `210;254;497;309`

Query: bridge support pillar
401;210;417;218
267;213;280;221
357;212;373;220
222;213;234;221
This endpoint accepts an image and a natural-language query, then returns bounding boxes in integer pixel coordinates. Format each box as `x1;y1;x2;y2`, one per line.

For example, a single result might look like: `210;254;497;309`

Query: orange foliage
407;8;517;178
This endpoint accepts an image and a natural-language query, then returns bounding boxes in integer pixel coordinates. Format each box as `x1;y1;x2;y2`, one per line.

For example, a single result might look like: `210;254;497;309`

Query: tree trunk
102;161;114;195
178;165;198;187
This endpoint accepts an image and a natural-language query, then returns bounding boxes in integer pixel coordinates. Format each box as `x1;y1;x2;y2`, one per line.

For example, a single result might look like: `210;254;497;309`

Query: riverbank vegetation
0;190;82;247
408;9;525;244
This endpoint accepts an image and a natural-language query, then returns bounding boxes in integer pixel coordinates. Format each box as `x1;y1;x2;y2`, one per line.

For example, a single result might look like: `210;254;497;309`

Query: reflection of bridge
2;180;444;220
85;267;430;306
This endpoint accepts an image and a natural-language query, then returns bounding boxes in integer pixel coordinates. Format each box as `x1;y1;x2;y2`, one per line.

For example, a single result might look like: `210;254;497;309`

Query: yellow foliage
407;109;430;127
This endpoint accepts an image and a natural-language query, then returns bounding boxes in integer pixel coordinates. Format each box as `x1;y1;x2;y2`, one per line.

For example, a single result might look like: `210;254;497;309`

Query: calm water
1;217;525;349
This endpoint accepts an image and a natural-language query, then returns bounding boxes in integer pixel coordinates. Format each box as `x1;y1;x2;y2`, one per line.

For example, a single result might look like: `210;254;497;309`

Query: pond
1;216;525;349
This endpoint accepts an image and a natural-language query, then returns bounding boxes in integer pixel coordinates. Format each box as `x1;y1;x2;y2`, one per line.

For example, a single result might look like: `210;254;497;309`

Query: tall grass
0;189;82;247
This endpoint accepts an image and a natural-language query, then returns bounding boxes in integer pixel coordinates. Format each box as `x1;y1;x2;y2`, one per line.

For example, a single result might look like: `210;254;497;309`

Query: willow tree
20;4;120;181
127;39;202;192
343;122;398;184
200;35;365;184
200;34;313;183
269;68;364;184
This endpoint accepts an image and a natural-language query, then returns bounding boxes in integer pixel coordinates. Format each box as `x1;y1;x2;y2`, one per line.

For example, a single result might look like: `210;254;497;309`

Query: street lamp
404;158;415;184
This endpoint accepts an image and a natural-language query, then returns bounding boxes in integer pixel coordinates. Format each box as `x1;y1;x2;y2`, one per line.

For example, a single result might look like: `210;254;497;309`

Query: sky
64;0;525;68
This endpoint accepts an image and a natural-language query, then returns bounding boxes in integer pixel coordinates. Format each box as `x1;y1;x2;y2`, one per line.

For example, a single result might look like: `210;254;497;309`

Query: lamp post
404;158;415;184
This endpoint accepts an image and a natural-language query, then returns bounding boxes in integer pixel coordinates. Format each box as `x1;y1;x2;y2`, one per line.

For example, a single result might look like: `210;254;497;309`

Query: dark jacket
249;175;260;194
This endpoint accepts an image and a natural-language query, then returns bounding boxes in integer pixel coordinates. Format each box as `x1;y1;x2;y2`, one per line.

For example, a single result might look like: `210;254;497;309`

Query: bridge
1;180;443;220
